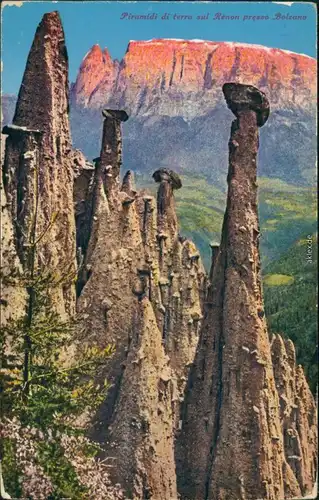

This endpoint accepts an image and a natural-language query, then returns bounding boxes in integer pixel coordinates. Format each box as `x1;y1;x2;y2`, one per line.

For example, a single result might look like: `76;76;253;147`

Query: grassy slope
258;178;317;267
137;174;317;268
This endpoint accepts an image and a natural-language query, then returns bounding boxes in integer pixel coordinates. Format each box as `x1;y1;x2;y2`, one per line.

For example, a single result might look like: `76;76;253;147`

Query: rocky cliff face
71;40;316;116
68;40;317;188
1;11;76;317
70;45;117;108
1;12;317;500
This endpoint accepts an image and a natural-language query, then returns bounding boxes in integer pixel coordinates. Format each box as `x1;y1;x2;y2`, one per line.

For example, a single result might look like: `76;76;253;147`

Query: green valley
137;174;317;392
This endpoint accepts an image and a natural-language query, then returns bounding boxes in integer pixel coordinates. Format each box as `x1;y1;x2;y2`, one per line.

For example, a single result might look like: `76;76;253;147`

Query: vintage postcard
0;1;317;499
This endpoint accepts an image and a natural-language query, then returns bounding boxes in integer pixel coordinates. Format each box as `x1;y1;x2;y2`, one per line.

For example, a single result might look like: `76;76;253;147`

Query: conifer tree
0;162;117;499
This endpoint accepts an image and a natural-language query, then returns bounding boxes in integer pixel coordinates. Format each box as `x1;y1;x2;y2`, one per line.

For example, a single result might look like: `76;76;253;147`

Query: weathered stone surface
104;298;177;499
271;335;317;497
3;13;317;497
0;148;26;324
177;84;303;500
70;45;116;108
2;11;76;317
102;109;129;122
152;168;182;190
71;40;316;116
76;108;205;498
153;170;180;246
121;170;137;198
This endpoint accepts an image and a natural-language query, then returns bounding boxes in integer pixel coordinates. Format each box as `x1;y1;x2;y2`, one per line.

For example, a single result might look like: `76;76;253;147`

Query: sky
1;1;317;94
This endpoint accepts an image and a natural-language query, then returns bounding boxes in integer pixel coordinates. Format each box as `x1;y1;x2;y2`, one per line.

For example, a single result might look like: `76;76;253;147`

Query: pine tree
0;162;115;499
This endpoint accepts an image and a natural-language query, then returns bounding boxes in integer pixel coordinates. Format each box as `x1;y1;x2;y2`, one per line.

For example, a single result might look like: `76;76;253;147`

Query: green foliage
264;234;318;393
2;438;22;497
263;274;295;286
136;173;317;269
0;162;114;497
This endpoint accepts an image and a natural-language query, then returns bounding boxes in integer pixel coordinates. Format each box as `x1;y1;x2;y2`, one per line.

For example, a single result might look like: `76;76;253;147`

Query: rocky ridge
71;40;316;116
271;335;317;497
1;11;317;500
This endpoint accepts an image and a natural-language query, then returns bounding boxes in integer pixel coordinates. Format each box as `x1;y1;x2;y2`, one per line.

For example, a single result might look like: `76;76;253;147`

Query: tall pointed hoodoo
177;83;316;500
2;11;76;316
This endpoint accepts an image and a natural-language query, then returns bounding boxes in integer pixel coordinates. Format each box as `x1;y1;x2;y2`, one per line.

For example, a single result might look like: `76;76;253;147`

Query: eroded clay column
152;168;182;248
99;109;128;200
2;11;76;317
178;84;302;500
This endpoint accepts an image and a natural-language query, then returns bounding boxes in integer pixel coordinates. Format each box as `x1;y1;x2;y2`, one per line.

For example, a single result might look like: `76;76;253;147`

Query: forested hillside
264;234;318;393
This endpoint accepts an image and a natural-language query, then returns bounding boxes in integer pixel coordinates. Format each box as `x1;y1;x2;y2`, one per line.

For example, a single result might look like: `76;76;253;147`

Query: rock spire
1;11;76;316
177;83;310;500
271;335;317;497
75;107;205;498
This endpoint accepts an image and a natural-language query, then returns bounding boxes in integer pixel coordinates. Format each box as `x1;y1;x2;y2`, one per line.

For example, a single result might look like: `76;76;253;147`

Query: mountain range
2;39;317;265
67;39;317;187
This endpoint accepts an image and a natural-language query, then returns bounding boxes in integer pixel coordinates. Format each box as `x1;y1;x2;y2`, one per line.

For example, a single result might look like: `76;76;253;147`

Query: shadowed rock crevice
271;335;317;497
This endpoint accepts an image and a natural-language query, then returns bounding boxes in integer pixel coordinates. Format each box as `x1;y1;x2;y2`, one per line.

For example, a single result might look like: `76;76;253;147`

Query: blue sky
1;1;317;94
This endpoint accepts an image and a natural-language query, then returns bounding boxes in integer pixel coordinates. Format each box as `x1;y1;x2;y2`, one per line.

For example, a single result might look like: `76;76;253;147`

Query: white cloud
272;2;294;6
